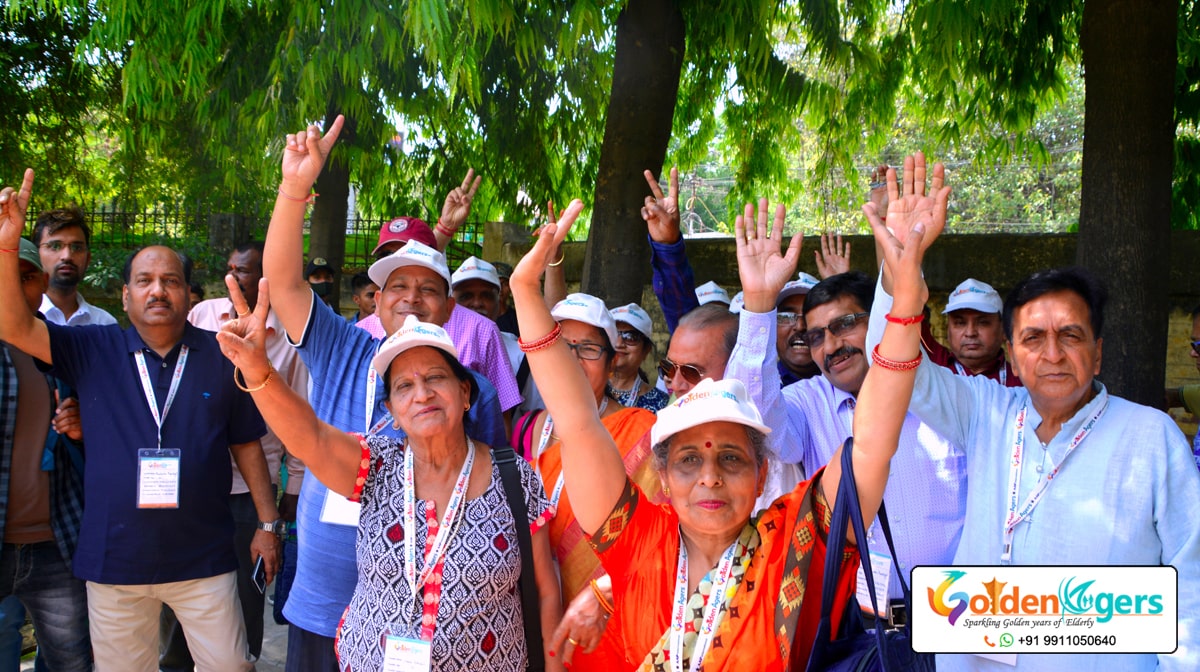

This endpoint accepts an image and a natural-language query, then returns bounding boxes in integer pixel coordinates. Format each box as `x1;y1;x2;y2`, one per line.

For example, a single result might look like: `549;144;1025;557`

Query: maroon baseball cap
372;216;437;255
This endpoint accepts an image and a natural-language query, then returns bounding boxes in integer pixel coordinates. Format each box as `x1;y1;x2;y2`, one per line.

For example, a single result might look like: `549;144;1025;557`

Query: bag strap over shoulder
491;444;545;672
512;410;542;462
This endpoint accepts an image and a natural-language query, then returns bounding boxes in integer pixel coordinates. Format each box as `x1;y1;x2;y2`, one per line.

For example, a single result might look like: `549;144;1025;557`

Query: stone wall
484;223;1200;399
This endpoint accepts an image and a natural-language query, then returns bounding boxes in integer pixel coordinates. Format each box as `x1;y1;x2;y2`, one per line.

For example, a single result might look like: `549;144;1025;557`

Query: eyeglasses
801;312;869;350
658;357;705;386
617;329;645;345
40;241;87;254
566;342;609;361
777;311;802;328
1191;340;1200;356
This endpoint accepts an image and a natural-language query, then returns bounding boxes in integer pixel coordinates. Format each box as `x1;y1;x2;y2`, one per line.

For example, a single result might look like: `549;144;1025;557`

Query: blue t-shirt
283;297;507;636
46;323;266;584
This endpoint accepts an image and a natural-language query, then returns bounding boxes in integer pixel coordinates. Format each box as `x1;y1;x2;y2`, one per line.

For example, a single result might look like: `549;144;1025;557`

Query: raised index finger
253;278;272;323
643;169;666;202
225;274;252;317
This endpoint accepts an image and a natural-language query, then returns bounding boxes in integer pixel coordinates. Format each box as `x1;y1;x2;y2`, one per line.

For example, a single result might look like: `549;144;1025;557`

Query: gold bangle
547;255;565;267
234;365;275;392
590;579;615;616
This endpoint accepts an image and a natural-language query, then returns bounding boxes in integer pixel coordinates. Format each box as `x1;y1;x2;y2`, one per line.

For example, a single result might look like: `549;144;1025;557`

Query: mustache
53;261;79;272
824;345;863;369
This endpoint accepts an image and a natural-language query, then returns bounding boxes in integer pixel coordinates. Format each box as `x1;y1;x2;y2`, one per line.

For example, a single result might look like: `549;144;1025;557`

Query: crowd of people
0;116;1196;672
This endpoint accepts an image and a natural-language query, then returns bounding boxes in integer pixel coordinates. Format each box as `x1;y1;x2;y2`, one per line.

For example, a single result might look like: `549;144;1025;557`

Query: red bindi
705;441;712;448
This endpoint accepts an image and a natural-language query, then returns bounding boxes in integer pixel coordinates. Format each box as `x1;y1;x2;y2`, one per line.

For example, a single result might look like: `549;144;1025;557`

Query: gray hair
651;426;769;472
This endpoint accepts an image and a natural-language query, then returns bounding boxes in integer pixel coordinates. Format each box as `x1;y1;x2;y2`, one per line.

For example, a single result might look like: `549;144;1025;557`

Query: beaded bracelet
234;365;276;392
278;187;319;204
518;323;562;353
590;579;615;617
884;312;924;326
871;344;922;372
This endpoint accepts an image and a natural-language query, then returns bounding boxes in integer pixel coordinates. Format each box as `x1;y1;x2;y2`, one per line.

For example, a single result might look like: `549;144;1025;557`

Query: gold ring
568;637;579;646
237;310;250;317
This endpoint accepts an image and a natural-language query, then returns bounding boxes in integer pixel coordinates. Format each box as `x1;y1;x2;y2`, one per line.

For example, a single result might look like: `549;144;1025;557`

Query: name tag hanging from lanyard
321;363;394;526
134;347;188;509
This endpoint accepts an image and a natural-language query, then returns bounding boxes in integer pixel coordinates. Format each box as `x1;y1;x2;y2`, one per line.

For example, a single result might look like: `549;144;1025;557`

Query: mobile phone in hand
252;556;267;594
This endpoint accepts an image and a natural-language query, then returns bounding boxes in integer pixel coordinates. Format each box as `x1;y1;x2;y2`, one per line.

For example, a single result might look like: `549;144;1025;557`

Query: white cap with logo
776;272;821;306
695;281;732;306
551;293;621;349
943;278;1003;315
451;256;501;289
610;303;653;340
651;378;772;446
368;240;453;296
370;315;460;376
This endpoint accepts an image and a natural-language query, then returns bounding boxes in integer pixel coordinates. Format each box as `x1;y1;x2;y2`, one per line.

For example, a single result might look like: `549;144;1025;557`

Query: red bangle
518;323;562;353
872;344;922;371
885;312;924;326
0;248;17;253
278;187;318;204
435;219;456;238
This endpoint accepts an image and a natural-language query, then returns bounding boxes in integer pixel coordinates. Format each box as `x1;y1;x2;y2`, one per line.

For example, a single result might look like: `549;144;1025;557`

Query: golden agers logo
928;570;1165;626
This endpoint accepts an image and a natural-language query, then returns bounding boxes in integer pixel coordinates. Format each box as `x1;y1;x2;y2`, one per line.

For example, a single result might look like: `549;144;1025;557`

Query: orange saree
588;467;859;672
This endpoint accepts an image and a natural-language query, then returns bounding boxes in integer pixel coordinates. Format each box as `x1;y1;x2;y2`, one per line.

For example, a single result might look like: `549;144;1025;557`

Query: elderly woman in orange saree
512;292;663;671
510;184;943;670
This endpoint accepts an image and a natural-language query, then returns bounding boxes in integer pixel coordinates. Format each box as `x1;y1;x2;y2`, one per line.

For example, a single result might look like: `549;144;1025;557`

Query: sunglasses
658;357;705;386
801;312;869;350
777;311;802;328
617;329;646;345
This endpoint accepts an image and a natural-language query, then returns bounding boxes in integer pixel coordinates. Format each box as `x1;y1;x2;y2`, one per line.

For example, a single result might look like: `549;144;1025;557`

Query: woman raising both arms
510;183;946;670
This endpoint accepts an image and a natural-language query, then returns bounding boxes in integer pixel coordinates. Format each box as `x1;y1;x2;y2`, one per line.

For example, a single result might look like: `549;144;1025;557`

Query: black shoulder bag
805;438;935;672
492;444;546;672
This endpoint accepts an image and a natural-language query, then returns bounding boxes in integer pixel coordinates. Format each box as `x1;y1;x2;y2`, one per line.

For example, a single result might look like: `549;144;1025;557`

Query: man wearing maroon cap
355;176;522;419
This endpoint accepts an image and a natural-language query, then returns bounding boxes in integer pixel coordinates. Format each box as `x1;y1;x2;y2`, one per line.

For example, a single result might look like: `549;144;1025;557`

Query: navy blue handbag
805;438;935;672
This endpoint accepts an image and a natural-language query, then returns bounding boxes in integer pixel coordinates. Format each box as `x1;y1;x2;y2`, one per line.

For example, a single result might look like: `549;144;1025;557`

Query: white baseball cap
943;278;1003;315
370;315;460;376
695;281;731;306
451;256;501;290
729;291;745;314
551;293;620;350
610;303;653;340
777;272;820;306
651;378;772;446
368;240;452;296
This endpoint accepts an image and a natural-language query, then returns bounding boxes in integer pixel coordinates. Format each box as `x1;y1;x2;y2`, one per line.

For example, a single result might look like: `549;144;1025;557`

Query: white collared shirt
40;293;118;327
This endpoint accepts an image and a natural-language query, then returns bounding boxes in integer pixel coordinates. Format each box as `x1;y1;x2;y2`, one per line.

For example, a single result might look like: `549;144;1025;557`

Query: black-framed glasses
801;312;869;350
617;329;645;346
1191;340;1200;356
658;357;705;385
566;342;608;361
40;241;87;254
777;311;802;328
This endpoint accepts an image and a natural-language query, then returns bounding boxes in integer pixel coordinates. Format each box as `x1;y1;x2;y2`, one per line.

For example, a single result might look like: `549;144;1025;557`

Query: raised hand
641;166;681;244
864;151;949;256
866;202;937;316
280;115;345;192
867;164;889;221
735;198;802;313
439;168;482;233
814;232;851;278
215;275;274;384
511;199;584;290
0;169;34;248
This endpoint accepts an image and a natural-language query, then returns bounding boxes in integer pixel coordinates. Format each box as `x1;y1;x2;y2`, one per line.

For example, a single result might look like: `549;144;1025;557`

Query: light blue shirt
868;282;1200;671
725;308;967;599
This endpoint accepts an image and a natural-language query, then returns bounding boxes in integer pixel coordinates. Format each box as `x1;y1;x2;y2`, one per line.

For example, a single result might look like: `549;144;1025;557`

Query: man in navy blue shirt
0;170;281;672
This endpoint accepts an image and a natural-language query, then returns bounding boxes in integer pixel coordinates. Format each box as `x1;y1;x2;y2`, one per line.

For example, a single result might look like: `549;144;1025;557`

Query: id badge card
137;448;181;509
382;623;431;672
855;549;893;618
320;489;362;526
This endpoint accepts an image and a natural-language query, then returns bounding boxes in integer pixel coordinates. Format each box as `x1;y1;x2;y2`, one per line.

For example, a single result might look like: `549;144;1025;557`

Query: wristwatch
257;519;287;536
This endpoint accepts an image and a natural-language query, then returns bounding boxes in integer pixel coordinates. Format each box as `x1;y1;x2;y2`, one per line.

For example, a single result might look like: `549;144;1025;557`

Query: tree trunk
581;0;686;305
1077;0;1178;406
309;110;356;315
